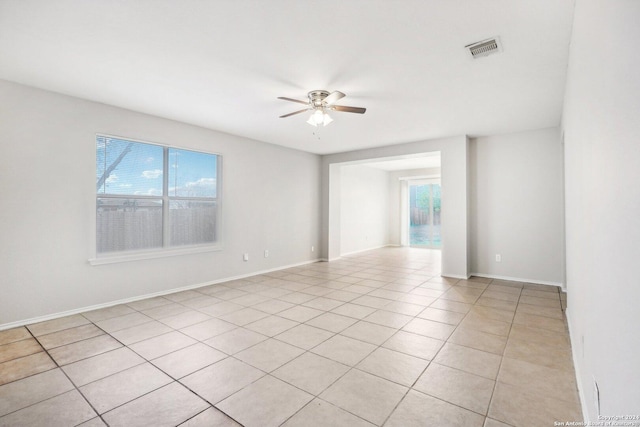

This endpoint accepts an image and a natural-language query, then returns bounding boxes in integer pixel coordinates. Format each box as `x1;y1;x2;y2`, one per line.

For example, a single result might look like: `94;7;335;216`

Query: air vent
466;37;502;59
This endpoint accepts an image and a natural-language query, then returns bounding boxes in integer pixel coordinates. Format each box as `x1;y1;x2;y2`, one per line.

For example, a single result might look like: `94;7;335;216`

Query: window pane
97;198;163;253
169;200;217;246
96;136;164;196
168;149;217;197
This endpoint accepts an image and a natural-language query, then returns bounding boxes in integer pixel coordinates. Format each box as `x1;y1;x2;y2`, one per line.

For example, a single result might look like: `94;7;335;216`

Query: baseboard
469;272;563;287
0;258;322;331
441;273;471;280
565;308;589;423
340;244;394;258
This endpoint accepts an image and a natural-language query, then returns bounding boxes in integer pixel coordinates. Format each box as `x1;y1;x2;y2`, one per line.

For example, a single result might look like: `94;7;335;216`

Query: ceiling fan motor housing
308;90;330;108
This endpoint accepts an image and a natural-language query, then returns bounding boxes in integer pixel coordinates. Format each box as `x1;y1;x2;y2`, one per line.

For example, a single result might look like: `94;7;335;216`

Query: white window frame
89;134;223;265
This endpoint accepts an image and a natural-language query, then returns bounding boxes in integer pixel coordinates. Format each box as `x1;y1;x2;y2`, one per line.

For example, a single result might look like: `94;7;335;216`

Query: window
96;135;220;256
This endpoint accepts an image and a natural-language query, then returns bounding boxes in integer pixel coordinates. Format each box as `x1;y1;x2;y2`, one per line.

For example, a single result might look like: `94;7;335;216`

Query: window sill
88;244;222;266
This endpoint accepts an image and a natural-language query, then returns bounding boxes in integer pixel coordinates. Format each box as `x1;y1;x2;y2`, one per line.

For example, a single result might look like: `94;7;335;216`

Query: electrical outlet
243;253;249;262
264;250;269;258
495;254;502;262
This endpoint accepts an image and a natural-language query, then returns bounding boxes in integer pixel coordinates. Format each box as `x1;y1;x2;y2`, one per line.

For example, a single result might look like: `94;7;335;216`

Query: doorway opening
408;179;441;248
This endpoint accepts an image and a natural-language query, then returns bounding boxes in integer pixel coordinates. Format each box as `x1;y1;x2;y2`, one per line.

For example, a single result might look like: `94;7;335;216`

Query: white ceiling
364;154;441;172
0;0;575;155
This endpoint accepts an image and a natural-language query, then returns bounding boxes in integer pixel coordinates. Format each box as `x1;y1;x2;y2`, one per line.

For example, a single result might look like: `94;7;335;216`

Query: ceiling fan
278;90;366;127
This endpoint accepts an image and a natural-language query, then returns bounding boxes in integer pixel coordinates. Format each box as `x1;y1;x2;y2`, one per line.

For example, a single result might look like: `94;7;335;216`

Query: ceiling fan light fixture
307;108;331;127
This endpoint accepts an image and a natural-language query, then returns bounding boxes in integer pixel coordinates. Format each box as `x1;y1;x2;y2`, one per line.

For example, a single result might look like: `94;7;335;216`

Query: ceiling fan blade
332;105;366;114
279;108;310;118
277;96;309;105
323;91;346;105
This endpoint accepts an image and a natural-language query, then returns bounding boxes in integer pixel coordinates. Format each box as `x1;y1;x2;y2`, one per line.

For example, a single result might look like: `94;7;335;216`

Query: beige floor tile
489;381;582;427
410;287;445;298
434;343;502;379
320;369;407;425
180;407;241;426
219;308;271;326
459;313;511;337
306;312;358;333
95;312;153;333
518;295;561;309
179;318;237;341
159;310;211;329
129;331;196;360
244;315;298;337
258;287;294;298
37;324;104;350
198;301;245;317
0;369;74;417
302;297;345;311
508;324;570;348
382;301;426;316
204;327;267;354
0;328;31;346
484;418;512;427
481;290;521;303
357;347;429;386
441;288;482;304
363;310;413;328
475;297;517;312
102;382;208;427
402;318;456;341
283;398;375;427
351;295;393;309
0;352;56;386
513;312;566;333
430;298;472;313
164;290;205;302
330;303;377;319
385;390;485;427
235;338;304;372
498;357;579;404
251;299;295;314
109;321;173;345
311;335;376;366
414;363;495;415
0;389;96;427
324;290;361;302
49;335;122;366
230;293;272;307
0;338;43;363
516;302;564;319
152;343;225;379
340;321;397;345
274;324;334;350
448;326;507;355
82;304;136;323
277;306;324;322
341;284;377;294
382;330;444;360
126;296;172;311
180;295;222;309
78;417;107;426
521;288;559;299
79;363;172;414
273;352;349;395
181;357;264;404
277;292;317;304
470;306;516;323
504;337;574;371
217;375;313;427
418;307;466;325
27;314;90;337
62;347;145;387
140;303;192;320
487;284;522;295
368;289;404;300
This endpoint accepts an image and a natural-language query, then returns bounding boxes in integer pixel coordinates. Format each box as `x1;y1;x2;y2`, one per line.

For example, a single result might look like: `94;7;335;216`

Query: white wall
322;136;469;278
339;165;389;255
388;168;441;246
562;0;640;419
469;128;564;284
0;80;321;327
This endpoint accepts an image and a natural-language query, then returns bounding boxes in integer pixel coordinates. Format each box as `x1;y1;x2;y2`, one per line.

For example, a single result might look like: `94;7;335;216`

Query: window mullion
162;147;170;248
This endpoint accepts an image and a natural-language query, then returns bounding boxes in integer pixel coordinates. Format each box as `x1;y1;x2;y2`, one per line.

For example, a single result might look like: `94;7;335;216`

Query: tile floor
0;248;582;426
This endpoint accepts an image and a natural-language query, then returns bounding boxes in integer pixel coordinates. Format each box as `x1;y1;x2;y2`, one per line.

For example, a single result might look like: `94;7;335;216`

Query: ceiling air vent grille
466;37;502;58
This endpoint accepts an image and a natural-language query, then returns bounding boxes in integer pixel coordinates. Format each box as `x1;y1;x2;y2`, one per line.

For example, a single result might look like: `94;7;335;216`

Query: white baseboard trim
441;273;471;280
565;308;589;423
469;272;563;287
340;244;394;258
0;258;322;331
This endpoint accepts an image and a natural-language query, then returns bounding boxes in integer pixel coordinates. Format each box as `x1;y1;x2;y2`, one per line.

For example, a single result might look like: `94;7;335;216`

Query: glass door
409;180;441;248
